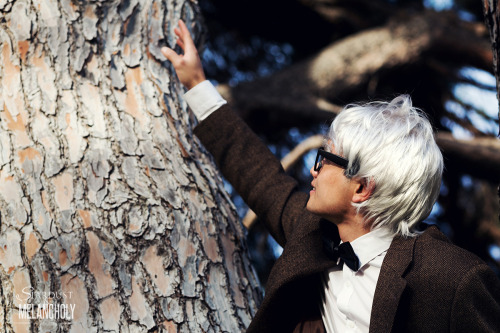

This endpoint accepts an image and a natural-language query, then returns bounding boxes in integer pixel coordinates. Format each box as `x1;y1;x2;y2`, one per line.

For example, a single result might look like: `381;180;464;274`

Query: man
162;20;500;332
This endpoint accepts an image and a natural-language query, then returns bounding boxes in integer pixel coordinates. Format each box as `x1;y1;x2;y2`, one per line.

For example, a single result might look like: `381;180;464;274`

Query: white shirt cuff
184;80;227;121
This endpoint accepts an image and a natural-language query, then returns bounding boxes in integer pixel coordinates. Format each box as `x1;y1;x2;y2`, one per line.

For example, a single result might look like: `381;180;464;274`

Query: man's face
306;147;357;223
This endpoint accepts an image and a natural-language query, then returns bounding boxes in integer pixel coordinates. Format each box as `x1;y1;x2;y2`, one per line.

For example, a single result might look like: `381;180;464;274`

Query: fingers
172;29;185;51
161;20;193;62
162;20;189;61
161;46;180;64
170;20;191;53
177;20;196;53
176;37;185;50
162;19;206;89
174;27;182;40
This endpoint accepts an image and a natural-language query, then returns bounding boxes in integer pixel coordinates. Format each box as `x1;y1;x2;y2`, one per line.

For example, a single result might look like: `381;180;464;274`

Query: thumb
161;46;180;64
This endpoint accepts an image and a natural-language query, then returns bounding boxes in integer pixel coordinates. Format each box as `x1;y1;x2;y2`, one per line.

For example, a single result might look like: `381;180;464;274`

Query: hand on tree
162;20;206;90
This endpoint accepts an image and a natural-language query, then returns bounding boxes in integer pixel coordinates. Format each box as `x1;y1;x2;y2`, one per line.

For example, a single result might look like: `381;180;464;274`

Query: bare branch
227;10;491;130
436;132;500;182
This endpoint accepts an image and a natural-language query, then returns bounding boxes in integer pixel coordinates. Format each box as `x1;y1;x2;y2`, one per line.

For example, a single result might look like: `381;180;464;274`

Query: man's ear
352;178;374;203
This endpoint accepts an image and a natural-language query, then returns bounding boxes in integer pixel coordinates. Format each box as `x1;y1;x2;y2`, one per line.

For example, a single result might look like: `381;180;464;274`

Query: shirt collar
349;227;394;270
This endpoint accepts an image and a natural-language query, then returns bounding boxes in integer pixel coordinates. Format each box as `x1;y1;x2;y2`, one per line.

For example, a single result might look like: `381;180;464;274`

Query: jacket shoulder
406;226;488;287
415;226;485;271
377;225;500;332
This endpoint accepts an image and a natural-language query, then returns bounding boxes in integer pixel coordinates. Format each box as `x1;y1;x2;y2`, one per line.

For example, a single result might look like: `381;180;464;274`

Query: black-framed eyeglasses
314;147;349;171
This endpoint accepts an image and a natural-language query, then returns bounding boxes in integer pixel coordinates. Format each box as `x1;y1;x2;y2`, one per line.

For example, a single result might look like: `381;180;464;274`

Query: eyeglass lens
314;151;323;171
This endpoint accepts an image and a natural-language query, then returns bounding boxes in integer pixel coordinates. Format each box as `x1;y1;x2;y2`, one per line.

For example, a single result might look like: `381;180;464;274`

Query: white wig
328;95;443;237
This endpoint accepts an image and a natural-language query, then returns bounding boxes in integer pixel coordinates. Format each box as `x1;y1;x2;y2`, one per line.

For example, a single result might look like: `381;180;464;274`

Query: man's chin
306;202;330;220
306;201;316;214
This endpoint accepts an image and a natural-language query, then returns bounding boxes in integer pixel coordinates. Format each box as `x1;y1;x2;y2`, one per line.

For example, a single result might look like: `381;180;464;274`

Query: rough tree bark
0;1;261;332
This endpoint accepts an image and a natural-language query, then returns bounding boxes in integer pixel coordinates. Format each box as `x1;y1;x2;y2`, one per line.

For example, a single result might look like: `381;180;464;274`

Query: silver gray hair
328;95;443;237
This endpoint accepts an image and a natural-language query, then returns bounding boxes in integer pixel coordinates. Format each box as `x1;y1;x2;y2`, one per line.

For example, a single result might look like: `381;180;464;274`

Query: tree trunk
0;1;261;332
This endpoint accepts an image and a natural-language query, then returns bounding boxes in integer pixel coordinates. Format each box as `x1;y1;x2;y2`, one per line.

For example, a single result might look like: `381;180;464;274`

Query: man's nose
310;166;318;178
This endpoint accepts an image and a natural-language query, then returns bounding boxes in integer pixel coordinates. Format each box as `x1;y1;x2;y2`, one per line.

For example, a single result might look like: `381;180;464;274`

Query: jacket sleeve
193;104;320;246
450;262;500;332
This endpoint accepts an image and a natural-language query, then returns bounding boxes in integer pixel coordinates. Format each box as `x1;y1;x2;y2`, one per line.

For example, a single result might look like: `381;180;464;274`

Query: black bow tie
325;241;360;272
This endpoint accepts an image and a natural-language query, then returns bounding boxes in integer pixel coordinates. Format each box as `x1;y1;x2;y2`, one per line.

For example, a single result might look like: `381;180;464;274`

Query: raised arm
162;20;321;246
161;20;206;90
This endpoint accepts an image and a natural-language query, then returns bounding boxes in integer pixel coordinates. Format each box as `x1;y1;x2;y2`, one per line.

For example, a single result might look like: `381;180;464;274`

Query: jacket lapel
369;235;416;333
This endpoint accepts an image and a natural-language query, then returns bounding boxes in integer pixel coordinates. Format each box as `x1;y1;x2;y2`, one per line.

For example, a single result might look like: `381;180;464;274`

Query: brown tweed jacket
194;105;500;333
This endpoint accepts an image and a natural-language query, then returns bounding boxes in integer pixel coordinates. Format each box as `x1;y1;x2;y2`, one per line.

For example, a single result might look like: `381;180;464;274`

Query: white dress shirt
183;80;395;333
184;80;227;120
321;227;394;333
